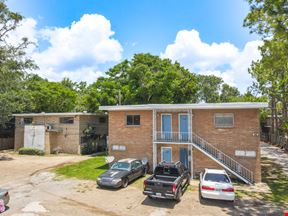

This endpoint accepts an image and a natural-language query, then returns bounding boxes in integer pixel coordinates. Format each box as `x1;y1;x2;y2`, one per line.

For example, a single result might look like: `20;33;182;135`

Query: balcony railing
155;131;192;143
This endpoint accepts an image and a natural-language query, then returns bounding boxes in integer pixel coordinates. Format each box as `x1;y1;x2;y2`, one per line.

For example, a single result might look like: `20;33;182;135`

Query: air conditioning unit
46;124;53;130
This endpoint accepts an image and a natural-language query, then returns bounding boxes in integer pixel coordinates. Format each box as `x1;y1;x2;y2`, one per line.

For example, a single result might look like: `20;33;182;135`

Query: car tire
186;175;191;185
142;168;147;177
175;189;182;202
122;178;129;188
148;195;154;199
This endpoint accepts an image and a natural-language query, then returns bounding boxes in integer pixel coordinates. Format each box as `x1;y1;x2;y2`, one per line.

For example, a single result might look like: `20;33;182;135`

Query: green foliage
0;0;37;125
220;84;241;102
244;0;288;134
196;75;223;103
24;74;77;112
18;147;45;156
55;156;109;180
83;54;199;111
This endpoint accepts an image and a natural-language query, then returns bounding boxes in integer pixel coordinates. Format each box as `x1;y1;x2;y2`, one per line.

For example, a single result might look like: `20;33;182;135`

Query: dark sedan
97;158;148;188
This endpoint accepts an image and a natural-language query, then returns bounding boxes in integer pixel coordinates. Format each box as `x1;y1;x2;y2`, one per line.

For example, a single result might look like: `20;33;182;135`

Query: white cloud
9;14;123;83
6;18;38;54
162;29;262;92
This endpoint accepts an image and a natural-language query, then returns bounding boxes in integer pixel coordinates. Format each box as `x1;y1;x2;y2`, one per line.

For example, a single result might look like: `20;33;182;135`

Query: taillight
4;192;8;197
201;185;215;191
172;184;176;193
222;187;234;192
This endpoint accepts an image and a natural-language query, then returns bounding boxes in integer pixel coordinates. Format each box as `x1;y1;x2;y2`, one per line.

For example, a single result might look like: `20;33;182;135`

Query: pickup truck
143;161;190;201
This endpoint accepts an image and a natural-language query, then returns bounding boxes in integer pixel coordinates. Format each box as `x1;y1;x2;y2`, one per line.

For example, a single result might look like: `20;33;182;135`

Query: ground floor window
161;147;172;162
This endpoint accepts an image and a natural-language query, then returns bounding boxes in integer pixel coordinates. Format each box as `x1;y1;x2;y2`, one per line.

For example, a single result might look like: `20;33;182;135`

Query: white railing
155;132;192;143
192;132;254;184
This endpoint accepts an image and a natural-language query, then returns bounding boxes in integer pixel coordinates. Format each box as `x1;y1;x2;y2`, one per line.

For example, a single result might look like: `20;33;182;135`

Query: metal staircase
192;132;254;185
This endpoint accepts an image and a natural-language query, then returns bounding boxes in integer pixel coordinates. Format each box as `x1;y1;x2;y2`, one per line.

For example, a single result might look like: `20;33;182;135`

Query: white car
199;169;235;202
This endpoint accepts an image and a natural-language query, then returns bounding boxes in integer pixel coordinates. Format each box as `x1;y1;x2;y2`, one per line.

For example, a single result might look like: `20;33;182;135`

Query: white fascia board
12;112;104;117
99;102;268;111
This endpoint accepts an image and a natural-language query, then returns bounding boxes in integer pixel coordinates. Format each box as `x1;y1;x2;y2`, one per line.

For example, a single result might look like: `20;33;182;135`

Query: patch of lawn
236;157;288;205
261;157;288;205
55;156;109;180
131;175;150;189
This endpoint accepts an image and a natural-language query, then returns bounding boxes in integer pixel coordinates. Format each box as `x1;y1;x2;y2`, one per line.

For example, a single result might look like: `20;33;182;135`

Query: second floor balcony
155;131;192;143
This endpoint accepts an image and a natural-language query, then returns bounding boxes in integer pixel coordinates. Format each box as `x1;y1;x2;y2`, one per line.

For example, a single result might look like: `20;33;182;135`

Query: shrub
18;147;45;156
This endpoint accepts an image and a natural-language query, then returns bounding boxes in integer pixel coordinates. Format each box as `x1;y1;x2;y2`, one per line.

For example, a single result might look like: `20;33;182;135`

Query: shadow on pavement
0;154;13;161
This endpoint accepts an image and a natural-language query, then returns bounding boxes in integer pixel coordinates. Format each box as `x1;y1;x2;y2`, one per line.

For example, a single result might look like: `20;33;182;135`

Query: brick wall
107;108;261;182
14;115;103;154
192;109;261;182
108;110;153;168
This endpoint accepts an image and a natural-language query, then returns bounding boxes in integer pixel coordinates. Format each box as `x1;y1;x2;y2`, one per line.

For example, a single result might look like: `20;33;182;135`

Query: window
126;115;140;126
214;113;234;128
23;117;33;125
99;117;106;123
59;117;74;124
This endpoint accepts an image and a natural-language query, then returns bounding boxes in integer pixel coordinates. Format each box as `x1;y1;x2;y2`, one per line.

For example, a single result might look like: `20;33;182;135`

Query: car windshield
111;162;130;171
204;173;230;183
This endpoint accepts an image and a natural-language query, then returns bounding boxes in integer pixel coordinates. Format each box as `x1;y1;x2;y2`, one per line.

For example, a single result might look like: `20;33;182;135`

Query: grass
54;156;109;180
235;157;288;205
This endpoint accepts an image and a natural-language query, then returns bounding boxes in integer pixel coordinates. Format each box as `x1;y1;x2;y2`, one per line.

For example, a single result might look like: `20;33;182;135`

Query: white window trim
214;113;234;128
161;147;172;162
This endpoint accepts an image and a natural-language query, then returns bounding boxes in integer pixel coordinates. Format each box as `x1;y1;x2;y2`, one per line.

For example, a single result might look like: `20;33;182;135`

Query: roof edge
99;102;268;111
12;112;105;117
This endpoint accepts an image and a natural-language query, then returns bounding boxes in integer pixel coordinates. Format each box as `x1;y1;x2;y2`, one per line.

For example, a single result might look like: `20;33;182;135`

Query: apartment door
180;148;189;168
161;147;172;162
179;114;189;141
161;114;172;139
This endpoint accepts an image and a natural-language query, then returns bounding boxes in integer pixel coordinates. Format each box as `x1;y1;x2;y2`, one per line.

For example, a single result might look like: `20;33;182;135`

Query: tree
0;0;37;125
25;75;77;112
196;75;223;103
244;0;288;138
220;84;241;102
83;53;199;111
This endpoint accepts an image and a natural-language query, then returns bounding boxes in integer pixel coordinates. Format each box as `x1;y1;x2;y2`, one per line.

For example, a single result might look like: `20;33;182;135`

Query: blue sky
7;0;261;92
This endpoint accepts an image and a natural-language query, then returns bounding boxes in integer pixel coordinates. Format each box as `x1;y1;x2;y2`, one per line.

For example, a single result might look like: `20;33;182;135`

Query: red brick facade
108;108;261;182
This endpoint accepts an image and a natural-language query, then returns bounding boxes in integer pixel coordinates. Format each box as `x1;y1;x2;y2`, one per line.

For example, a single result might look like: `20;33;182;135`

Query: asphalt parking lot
0;152;285;216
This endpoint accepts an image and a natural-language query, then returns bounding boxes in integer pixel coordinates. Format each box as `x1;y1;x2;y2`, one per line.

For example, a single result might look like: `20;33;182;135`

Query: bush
18;147;45;156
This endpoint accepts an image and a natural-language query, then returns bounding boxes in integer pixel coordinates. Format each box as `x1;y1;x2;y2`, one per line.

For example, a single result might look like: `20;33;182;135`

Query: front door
161;147;172;162
162;114;172;139
179;114;189;141
180;148;189;168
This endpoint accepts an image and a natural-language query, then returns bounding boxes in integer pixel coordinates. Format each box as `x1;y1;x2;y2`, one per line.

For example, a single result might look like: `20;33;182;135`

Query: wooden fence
261;132;288;151
0;138;14;150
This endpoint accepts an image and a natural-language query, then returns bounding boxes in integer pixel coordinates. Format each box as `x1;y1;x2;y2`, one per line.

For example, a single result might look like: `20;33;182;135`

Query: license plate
156;193;161;196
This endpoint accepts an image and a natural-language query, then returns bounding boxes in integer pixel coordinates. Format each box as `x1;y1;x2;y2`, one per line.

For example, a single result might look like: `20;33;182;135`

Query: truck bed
150;175;178;182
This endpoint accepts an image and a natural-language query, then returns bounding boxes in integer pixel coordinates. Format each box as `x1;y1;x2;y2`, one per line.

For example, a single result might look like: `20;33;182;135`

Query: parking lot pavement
0;152;285;216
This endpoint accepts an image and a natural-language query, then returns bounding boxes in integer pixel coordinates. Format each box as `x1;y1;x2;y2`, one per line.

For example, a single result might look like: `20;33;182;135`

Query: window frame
214;113;234;128
59;117;74;124
126;114;141;126
99;116;106;124
23;117;33;125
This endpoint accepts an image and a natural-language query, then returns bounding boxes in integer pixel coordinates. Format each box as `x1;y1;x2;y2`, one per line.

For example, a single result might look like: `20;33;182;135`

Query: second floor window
59;117;74;124
214;113;234;128
126;115;140;126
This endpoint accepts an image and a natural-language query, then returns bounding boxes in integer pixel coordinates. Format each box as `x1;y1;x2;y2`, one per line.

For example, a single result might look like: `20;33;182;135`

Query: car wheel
186;175;191;185
142;168;147;177
148;195;154;199
175;189;182;202
122;178;129;188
